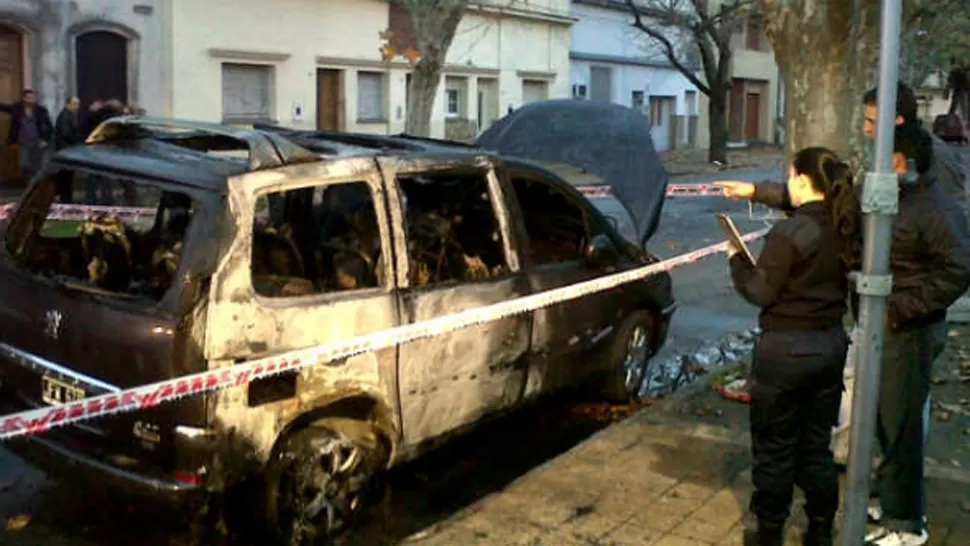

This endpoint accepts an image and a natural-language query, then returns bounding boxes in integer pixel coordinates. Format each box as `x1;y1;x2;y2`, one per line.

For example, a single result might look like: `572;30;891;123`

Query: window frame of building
221;62;275;124
445;88;461;118
356;70;387;123
631;90;645;112
746;17;763;51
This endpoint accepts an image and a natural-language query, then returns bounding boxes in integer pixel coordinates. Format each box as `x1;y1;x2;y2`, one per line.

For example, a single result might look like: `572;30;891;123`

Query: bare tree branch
626;0;711;94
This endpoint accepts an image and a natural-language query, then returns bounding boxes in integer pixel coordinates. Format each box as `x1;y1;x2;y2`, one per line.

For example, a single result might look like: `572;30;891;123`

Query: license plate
41;375;86;405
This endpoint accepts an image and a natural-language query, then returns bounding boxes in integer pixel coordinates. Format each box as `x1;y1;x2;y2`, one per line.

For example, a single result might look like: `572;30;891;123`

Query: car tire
263;418;387;546
601;310;654;402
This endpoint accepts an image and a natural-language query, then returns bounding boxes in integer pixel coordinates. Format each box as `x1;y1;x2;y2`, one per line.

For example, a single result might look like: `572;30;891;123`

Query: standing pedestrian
727;147;859;546
0;89;53;184
717;123;970;546
54;96;82;151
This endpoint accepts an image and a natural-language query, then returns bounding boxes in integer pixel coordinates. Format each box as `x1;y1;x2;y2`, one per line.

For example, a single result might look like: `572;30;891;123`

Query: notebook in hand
716;213;756;267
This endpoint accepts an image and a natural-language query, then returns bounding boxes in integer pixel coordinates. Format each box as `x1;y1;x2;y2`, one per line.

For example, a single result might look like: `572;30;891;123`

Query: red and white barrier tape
574;184;726;200
0;227;768;441
0;203;156;222
0;183;727;222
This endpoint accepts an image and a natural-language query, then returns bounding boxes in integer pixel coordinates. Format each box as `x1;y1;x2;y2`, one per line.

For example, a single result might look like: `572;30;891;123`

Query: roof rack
86;116;321;171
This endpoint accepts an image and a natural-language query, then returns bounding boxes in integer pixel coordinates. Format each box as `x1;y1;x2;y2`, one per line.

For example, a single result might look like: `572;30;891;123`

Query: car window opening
5;169;193;303
251;181;384;298
510;177;591;265
398;170;508;287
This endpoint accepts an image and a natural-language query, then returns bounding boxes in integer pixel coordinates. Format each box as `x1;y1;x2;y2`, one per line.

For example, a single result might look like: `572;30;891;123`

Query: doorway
316;68;343;131
0;26;23;183
745;93;762;141
75;30;128;127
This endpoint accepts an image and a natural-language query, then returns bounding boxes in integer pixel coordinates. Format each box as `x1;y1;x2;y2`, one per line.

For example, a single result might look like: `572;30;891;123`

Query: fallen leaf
937;411;953;422
6;514;30;531
951;459;962;467
931;377;947;385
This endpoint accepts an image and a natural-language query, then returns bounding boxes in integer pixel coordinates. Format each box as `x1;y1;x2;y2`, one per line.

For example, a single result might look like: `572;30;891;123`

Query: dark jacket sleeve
37;106;53;142
930;134;965;203
752;181;794;212
54;111;72;149
729;225;798;308
887;198;970;328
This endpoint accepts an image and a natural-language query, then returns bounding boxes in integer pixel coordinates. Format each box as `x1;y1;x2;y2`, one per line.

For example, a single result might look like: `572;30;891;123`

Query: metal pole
840;0;904;543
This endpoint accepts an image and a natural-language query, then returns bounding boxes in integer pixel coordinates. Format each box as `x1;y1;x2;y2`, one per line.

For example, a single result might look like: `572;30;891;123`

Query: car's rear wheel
601;311;654;402
263;419;386;546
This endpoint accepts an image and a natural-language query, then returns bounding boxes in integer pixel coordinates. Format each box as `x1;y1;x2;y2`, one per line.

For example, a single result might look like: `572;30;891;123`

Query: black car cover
475;99;669;246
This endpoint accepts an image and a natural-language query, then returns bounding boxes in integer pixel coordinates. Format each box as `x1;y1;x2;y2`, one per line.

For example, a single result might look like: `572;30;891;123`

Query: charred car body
0;117;675;543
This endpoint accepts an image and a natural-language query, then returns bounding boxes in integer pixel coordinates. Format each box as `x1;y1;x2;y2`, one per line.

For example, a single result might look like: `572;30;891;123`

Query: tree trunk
405;57;444;136
707;91;729;164
401;0;467;137
764;0;881;172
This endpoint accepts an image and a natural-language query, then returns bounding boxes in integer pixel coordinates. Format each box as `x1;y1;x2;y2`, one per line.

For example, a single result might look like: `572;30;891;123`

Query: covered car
475;99;669;247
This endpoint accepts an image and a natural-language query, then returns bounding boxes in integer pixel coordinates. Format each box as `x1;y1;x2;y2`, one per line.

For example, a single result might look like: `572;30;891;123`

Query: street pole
840;0;904;543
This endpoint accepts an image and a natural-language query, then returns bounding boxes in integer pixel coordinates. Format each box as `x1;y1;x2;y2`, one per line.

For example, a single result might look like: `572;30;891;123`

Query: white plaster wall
0;0;167;115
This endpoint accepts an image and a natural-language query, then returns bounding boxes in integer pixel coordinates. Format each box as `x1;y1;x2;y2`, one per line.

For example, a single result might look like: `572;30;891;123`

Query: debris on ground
570;398;655;423
716;375;752;404
642;328;758;398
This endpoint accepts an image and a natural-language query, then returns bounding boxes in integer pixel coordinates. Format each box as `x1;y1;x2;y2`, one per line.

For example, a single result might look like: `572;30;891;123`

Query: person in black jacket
727;147;858;546
54;96;82;151
718;124;970;546
0;89;53;184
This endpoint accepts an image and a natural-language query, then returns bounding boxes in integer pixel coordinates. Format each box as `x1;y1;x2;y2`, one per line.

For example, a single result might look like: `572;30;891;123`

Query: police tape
0;202;156;222
0;227;769;441
574;184;726;200
0;183;726;221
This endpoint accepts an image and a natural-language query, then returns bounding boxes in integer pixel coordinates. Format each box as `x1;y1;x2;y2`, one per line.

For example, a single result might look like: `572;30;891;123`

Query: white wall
0;0;168;114
171;0;571;137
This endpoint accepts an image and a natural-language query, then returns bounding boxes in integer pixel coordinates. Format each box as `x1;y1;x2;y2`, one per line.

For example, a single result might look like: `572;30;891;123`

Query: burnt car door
203;158;401;456
502;164;631;398
378;155;532;446
0;164;213;463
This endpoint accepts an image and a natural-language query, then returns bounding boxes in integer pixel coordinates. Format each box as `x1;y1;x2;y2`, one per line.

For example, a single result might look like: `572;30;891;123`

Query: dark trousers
874;320;946;533
749;326;848;529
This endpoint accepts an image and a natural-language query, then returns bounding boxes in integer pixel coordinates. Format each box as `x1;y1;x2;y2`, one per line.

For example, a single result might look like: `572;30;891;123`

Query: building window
685;90;698;116
631;90;645;111
746;17;763;50
522;80;549;105
446;89;460;117
357;71;386;122
571;84;587;99
222;63;273;123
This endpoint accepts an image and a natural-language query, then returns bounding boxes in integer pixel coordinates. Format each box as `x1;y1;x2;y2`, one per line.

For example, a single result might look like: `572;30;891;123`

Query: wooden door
0;27;22;183
745;93;761;141
728;78;745;141
76;31;128;116
316;69;342;131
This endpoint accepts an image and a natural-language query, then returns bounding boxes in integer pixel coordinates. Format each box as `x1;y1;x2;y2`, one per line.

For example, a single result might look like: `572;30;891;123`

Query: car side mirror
583;234;619;269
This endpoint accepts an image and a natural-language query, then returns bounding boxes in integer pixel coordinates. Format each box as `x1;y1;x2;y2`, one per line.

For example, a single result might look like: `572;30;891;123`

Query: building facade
569;0;700;151
170;0;573;140
0;0;168;180
696;10;781;148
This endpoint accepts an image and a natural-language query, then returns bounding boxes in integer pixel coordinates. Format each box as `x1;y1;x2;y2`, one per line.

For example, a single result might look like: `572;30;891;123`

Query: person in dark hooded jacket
716;123;970;546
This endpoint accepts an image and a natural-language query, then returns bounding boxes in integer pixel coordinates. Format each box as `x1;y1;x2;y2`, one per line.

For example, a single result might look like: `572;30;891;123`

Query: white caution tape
0;203;156;222
574;184;727;200
0;227;768;441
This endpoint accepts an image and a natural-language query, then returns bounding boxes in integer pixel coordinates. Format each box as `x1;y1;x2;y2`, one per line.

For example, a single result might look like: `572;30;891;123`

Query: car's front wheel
601;311;654;402
263;418;386;546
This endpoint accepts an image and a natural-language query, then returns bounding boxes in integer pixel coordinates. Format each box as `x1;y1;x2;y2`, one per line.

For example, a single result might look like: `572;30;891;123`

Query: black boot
803;518;834;546
744;523;785;546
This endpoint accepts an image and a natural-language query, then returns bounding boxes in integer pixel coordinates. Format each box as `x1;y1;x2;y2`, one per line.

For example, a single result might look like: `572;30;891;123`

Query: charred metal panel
377;155;533;445
203;158;400;462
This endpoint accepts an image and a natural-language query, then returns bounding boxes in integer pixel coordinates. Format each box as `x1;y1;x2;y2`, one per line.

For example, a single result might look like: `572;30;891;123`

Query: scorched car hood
475;99;670;247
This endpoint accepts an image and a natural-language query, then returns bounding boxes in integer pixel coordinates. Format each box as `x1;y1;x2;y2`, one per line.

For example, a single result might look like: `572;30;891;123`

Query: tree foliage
625;0;755;163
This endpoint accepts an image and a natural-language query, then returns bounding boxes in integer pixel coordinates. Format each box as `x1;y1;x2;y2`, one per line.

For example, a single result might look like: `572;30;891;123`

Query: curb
947;295;970;324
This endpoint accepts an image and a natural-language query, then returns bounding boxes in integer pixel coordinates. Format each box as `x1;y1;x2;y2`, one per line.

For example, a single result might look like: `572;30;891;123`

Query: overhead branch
626;0;711;94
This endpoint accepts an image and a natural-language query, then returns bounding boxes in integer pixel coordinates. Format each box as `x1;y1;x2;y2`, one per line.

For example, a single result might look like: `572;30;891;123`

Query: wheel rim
276;432;369;545
622;324;650;395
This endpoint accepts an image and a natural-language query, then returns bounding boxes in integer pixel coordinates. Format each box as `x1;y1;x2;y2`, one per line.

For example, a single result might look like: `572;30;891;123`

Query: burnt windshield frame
2;162;214;316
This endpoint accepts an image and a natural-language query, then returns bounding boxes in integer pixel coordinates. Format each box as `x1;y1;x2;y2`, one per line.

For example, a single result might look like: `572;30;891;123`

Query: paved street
2;158;968;546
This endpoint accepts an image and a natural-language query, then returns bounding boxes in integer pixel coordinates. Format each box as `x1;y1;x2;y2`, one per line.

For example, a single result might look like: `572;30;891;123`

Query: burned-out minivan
0;118;675;544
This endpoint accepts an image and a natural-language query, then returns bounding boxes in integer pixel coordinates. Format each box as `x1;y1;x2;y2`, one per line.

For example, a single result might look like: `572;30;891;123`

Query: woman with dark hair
726;147;859;546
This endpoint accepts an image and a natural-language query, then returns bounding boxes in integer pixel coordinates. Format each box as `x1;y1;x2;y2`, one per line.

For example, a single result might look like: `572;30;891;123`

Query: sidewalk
387;410;969;546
